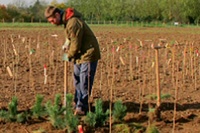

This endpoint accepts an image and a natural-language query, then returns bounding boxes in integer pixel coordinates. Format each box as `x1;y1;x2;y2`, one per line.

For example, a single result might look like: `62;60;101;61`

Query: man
44;6;101;115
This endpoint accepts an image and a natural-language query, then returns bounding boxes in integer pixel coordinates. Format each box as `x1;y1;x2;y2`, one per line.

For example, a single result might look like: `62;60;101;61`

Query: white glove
62;38;70;51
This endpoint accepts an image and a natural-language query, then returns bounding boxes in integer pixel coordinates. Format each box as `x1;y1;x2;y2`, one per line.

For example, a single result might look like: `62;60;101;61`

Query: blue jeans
73;61;98;112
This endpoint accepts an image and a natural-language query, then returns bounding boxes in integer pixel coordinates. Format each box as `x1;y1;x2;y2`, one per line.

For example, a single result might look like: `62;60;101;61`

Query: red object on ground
44;64;47;69
78;125;84;133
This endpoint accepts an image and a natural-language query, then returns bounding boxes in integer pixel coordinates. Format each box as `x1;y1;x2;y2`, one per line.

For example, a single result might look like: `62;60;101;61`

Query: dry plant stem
36;35;40;56
194;51;197;90
197;56;200;85
135;53;140;106
136;56;141;113
118;46;121;81
13;36;19;95
163;46;167;75
129;44;133;81
53;58;58;91
139;55;145;114
12;57;15;93
23;127;30;133
109;45;115;133
185;43;189;76
155;48;161;119
139;75;145;114
28;38;34;90
11;36;16;94
172;64;178;133
106;44;110;85
3;39;7;68
182;45;187;90
190;42;194;80
106;44;110;99
14;43;20;95
50;50;55;69
172;46;175;89
100;60;103;98
11;36;18;56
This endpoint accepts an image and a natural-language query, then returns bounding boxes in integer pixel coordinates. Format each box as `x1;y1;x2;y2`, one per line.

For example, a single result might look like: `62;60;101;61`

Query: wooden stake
172;63;178;133
64;61;68;107
6;66;13;77
44;64;48;84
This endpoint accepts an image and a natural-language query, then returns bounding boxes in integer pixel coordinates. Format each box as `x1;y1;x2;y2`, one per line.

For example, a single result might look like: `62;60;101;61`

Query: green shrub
31;94;46;119
8;96;18;121
84;99;109;127
146;94;171;100
16;112;27;123
0;96;28;123
45;94;66;129
84;111;96;127
0;110;8;121
64;94;79;133
146;125;159;133
112;100;127;122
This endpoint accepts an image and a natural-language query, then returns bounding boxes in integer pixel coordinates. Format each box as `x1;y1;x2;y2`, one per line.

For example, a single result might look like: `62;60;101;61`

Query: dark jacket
62;8;101;64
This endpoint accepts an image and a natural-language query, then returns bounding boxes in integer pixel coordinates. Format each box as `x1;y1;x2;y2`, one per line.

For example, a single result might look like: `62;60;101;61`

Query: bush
84;99;109;127
112;100;127;122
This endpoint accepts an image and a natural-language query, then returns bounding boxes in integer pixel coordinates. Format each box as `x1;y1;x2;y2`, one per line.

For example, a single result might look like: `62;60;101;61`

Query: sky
0;0;65;6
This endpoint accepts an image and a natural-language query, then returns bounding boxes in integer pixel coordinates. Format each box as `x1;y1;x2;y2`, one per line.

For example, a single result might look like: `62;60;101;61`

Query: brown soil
0;26;200;133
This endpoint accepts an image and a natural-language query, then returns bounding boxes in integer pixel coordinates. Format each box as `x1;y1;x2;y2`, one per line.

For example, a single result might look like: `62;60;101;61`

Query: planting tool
63;53;69;107
154;45;166;120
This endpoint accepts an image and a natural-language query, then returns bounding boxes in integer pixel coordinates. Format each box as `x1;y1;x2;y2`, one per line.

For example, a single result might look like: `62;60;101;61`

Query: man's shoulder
67;17;83;27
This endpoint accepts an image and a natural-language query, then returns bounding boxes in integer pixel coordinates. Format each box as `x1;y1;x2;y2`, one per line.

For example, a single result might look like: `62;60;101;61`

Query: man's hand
62;44;69;51
62;38;70;52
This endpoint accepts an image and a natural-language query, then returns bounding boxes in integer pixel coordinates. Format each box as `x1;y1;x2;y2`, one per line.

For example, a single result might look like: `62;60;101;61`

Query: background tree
6;5;21;22
29;0;46;22
184;0;200;24
0;5;10;21
1;0;200;24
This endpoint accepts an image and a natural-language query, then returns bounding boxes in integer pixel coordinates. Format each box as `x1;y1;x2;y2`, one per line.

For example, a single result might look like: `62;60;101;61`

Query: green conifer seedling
84;99;109;127
8;96;18;122
31;94;46;119
45;94;66;129
0;110;9;122
95;99;109;126
112;100;127;122
64;94;79;133
84;111;96;127
146;125;159;133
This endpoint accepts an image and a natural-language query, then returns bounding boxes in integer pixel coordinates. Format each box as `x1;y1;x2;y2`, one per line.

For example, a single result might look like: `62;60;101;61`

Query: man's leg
80;61;98;112
73;64;82;109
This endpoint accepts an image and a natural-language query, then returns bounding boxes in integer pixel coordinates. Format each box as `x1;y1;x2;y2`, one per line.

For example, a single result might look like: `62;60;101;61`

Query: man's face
47;13;60;25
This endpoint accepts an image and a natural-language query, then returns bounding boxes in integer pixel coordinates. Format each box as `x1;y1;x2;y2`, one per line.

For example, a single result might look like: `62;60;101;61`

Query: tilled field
0;26;200;133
